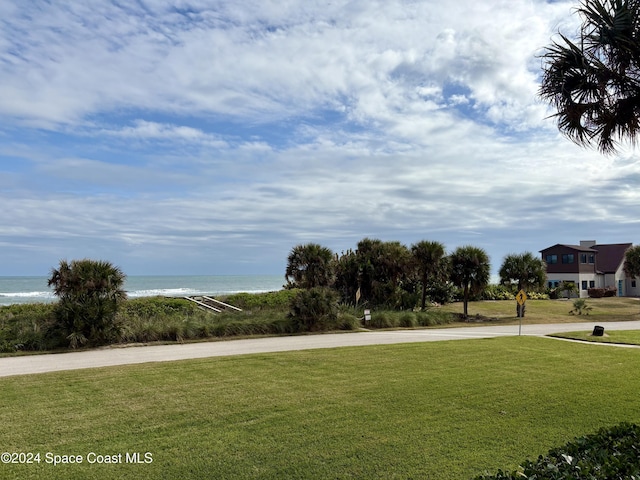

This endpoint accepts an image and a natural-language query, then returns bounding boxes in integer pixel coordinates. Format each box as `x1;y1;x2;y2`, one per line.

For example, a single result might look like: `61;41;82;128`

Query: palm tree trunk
463;285;469;319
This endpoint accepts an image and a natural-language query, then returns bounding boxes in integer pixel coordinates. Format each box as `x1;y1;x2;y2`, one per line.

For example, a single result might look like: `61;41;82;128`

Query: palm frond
540;0;640;153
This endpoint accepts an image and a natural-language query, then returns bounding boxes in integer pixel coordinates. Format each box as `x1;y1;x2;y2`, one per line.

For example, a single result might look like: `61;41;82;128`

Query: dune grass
551;329;640;346
1;336;639;479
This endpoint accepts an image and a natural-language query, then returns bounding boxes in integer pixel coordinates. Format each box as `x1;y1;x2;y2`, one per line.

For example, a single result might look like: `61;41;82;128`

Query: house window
633;280;637;288
589;281;595;288
582;281;588;290
548;280;560;288
580;254;587;264
546;254;558;264
589;254;595;264
562;254;574;264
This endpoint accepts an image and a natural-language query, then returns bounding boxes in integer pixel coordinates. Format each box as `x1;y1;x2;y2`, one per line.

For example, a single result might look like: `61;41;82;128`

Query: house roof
539;243;597;253
592;243;632;274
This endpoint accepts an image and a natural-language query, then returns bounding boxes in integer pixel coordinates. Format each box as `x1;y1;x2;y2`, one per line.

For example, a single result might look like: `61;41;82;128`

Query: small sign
364;309;371;322
516;290;527;306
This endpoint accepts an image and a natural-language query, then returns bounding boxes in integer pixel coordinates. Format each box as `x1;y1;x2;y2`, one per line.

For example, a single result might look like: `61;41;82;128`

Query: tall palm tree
499;252;547;317
285;243;334;289
539;0;640;154
411;240;448;310
450;246;490;319
48;259;127;347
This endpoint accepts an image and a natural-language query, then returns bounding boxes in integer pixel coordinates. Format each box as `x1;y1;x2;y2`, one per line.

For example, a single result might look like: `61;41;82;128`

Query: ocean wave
127;288;200;297
127;288;280;298
0;275;285;305
0;291;54;298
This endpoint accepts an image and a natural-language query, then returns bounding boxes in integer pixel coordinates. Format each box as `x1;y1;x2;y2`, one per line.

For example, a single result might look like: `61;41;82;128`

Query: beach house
539;240;640;298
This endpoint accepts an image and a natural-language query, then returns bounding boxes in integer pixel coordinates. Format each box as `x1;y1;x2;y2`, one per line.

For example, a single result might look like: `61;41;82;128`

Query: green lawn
551;329;640;346
441;297;640;325
1;337;640;479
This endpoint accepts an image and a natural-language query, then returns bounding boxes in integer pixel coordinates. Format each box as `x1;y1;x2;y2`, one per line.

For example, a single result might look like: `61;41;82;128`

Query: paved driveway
2;321;640;378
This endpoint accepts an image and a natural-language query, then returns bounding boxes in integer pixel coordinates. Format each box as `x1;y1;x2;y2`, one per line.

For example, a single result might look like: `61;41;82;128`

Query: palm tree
354;239;413;308
333;248;360;305
48;259;127;347
450;246;490;319
539;0;640;154
285;243;334;289
411;240;448;310
558;281;579;299
624;244;640;277
499;252;547;317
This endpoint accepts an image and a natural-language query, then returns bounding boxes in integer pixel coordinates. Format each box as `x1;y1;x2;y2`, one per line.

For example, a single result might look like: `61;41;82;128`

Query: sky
1;0;639;278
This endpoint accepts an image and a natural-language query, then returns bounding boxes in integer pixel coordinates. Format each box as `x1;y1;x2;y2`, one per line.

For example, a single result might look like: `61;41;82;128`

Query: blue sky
1;0;639;277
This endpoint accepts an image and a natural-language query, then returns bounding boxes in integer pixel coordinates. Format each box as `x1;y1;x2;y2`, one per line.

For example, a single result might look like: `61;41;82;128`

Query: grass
1;336;640;479
440;296;640;325
551;329;640;346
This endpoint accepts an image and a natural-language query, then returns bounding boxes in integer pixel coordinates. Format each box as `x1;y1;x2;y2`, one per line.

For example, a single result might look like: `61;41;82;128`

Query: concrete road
2;321;640;378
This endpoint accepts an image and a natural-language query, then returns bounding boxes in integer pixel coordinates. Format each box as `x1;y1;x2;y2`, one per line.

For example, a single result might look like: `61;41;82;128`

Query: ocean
0;275;285;306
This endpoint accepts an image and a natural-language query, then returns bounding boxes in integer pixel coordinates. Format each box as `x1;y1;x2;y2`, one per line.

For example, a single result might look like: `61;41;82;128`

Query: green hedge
473;422;640;479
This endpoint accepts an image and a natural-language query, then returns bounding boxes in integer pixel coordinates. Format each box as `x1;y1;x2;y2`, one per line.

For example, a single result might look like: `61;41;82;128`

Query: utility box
592;325;605;336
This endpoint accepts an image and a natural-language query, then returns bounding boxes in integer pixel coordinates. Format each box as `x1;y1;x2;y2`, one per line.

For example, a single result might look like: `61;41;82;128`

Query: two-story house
539;240;640;298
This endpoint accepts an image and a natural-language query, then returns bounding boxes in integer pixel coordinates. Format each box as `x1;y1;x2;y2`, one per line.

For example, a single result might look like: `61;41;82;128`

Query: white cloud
0;0;575;131
2;0;638;276
100;120;229;147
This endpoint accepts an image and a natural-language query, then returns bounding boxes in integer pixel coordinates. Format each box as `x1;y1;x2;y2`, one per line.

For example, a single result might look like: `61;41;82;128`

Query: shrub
588;288;605;298
416;309;454;326
588;287;618;298
369;312;397;329
480;285;515;301
526;291;549;300
547;287;560;299
473;422;640;480
288;287;339;332
364;309;453;329
0;303;59;351
399;312;417;328
222;290;297;310
424;280;457;305
119;297;199;318
569;298;592;315
336;313;360;330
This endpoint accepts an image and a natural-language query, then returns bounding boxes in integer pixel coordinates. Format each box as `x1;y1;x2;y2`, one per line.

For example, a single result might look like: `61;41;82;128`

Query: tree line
285;239;550;318
36;242;640;347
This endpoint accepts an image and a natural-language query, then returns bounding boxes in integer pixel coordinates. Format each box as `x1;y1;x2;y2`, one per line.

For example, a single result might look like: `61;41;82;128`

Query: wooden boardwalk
183;295;243;314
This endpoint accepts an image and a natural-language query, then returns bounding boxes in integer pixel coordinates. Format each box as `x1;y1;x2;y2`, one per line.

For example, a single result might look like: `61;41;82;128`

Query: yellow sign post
516;289;527;335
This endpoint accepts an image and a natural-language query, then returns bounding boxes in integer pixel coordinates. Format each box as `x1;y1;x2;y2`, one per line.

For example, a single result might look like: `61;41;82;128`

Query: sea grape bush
473;422;640;480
